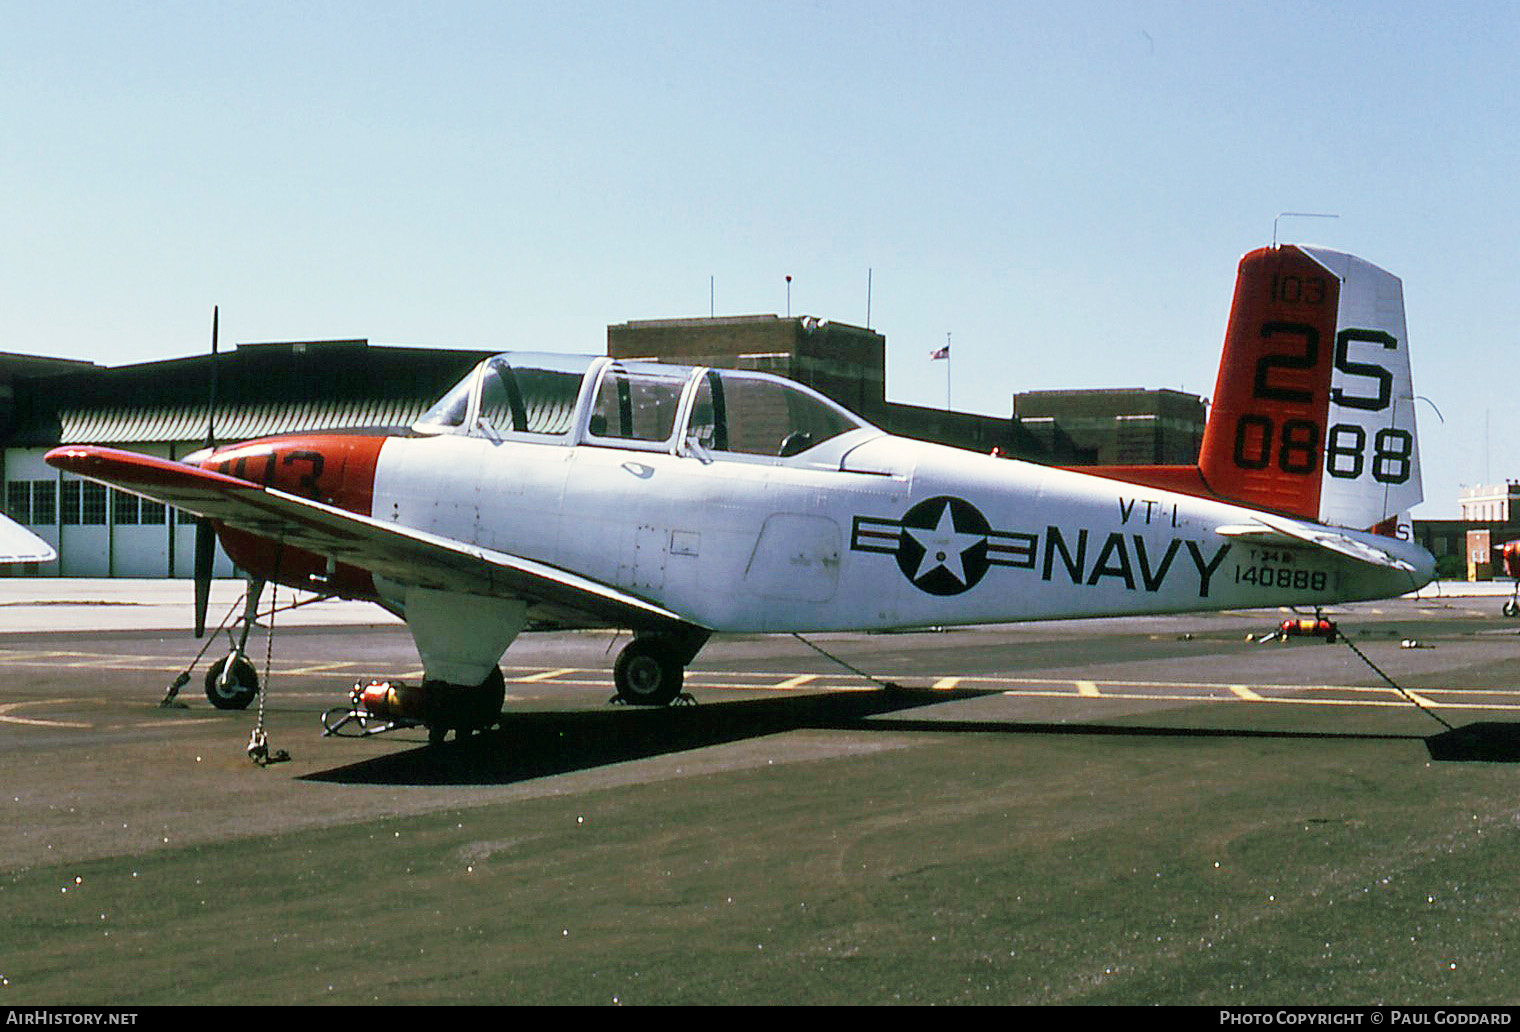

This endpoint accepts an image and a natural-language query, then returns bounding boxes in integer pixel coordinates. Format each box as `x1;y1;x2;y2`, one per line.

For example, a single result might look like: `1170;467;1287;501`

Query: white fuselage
369;429;1434;634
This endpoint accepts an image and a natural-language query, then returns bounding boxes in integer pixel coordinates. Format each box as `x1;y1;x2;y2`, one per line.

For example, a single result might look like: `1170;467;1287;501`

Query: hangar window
56;481;108;526
60;482;79;525
5;477;29;519
80;483;107;526
30;482;55;526
112;489;139;525
5;482;30;524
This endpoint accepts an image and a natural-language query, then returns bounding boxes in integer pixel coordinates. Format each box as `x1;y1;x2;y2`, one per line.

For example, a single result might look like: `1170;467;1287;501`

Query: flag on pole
929;344;949;360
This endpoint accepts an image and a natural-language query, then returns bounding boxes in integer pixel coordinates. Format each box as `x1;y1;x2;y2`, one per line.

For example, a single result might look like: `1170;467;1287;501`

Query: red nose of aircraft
193;433;385;512
192;432;388;598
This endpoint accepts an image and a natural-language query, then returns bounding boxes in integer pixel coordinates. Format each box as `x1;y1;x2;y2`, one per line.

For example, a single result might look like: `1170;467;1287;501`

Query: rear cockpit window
688;370;862;457
587;364;688;444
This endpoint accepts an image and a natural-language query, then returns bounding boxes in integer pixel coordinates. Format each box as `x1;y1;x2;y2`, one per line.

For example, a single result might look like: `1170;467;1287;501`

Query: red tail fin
1076;245;1421;530
1197;245;1339;517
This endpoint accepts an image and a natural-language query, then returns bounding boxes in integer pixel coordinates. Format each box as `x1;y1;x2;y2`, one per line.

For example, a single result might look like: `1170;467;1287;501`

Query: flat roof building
609;314;1056;458
1459;483;1520;525
1013;388;1207;467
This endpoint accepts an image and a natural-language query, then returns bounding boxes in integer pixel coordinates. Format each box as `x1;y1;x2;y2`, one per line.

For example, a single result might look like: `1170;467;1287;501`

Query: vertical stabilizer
1196;245;1421;529
1300;246;1422;527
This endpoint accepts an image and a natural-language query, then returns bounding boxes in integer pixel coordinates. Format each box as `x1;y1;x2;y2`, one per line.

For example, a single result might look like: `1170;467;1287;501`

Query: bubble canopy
413;353;872;461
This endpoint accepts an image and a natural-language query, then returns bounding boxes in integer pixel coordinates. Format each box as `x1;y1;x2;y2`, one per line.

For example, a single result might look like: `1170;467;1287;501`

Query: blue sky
3;1;1517;517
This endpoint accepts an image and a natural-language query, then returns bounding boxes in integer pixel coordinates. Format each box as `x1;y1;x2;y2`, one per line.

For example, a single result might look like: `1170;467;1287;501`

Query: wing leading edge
44;445;704;636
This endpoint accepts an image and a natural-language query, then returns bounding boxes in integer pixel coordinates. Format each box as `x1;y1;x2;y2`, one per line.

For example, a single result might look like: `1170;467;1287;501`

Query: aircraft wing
45;445;704;635
1215;515;1418;572
0;513;56;564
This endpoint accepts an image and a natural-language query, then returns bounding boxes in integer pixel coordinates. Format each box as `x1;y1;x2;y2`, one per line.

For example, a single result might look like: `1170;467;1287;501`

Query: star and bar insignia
851;495;1036;596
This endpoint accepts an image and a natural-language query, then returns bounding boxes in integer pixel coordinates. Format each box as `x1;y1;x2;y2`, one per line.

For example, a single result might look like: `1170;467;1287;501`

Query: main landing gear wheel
1504;599;1519;618
613;638;686;707
205;655;259;710
425;666;506;745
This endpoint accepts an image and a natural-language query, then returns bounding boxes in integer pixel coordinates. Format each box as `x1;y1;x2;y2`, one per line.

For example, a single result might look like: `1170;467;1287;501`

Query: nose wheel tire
205;655;259;710
613;638;685;707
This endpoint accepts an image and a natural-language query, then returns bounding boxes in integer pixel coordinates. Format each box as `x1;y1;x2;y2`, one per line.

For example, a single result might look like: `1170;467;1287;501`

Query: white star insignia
902;501;985;585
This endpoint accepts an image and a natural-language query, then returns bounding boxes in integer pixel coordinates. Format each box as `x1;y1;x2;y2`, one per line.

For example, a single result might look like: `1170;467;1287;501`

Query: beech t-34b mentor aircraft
45;244;1435;742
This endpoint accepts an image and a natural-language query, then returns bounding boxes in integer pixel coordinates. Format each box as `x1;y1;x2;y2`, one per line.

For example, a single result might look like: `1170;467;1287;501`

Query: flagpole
929;335;952;409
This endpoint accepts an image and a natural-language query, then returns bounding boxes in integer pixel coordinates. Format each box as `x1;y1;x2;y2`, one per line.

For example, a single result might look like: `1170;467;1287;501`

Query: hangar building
2;341;488;577
2;318;1206;578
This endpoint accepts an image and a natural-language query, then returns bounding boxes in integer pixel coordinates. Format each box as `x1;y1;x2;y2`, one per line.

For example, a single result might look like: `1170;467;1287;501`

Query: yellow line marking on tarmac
0;699;92;729
719;678;875;693
282;661;365;675
990;684;1520;711
493;665;1520;713
6;646;1504;708
506;677;607;688
0;649;67;662
56;656;145;669
511;668;578;683
7;652;1520;722
936;671;1520;697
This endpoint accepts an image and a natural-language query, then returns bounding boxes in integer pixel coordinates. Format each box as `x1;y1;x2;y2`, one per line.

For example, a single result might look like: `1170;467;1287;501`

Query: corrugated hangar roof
6;340;493;447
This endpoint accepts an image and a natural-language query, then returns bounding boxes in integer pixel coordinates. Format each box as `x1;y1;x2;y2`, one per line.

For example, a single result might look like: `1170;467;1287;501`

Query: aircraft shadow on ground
299;687;1516;786
1424;722;1520;763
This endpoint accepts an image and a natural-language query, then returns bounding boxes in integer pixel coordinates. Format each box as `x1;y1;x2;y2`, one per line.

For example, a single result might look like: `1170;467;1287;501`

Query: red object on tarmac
1278;618;1338;643
356;680;427;722
1502;541;1520;579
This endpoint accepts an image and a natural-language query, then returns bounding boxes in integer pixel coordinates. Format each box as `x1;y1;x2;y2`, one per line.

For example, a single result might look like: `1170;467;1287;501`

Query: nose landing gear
203;578;266;710
159;578;268;711
205;653;260;710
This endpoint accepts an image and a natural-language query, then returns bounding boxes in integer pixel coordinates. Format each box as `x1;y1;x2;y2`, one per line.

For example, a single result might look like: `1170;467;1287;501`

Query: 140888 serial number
1235;565;1328;591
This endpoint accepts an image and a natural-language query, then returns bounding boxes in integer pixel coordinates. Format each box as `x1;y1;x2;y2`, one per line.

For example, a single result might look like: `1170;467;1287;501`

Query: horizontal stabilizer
1215;515;1417;572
